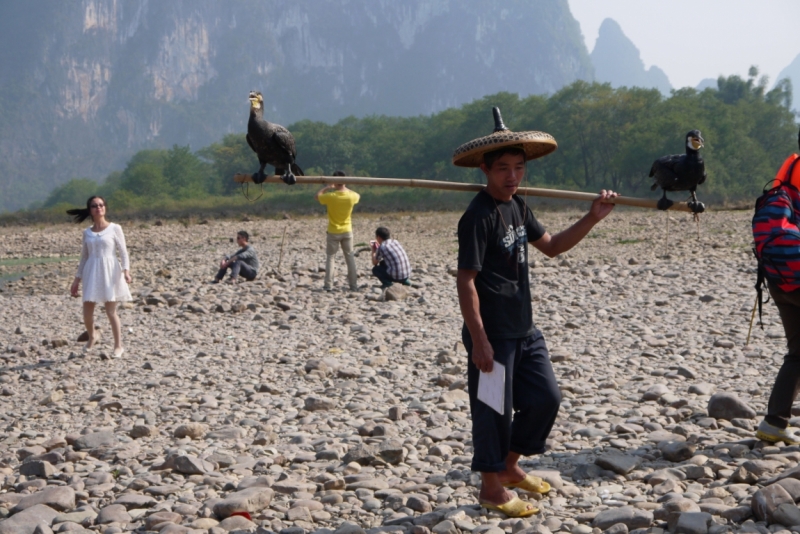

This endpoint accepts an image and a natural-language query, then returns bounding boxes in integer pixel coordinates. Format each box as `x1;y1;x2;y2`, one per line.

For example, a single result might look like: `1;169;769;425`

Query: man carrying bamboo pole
453;108;619;517
315;170;360;291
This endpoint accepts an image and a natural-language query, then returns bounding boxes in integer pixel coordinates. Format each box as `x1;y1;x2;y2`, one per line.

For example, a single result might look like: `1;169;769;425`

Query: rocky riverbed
0;208;797;534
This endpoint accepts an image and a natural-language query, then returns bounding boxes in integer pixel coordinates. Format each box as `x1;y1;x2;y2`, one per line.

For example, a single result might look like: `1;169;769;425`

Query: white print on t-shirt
502;225;527;264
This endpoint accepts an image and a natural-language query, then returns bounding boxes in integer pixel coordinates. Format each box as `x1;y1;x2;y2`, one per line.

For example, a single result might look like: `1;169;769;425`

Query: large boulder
0;505;60;534
217;516;257;531
343;444;378;465
143;512;183;530
72;431;116;451
384;285;410;301
769;464;800;485
673;512;713;534
173;423;207;439
11;487;75;514
18;461;54;478
707;393;756;420
592;506;653;530
377;439;406;465
96;504;132;524
654;497;700;530
775;478;800;502
773;503;800;527
173;455;214;475
113;494;157;510
595;450;641;475
658;440;696;462
304;396;336;411
752;483;795;524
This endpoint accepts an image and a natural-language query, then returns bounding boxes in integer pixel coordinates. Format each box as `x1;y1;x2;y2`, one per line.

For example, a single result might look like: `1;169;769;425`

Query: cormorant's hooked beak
689;136;704;150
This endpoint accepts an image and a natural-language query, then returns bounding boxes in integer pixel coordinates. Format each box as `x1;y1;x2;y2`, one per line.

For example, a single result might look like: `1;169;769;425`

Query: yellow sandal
480;495;539;517
504;474;551;494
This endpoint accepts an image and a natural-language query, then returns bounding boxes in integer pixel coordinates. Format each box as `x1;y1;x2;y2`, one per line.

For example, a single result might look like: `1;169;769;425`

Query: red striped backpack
753;156;800;322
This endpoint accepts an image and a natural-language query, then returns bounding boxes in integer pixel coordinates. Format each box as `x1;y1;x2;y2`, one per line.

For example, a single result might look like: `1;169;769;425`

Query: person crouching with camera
370;226;411;288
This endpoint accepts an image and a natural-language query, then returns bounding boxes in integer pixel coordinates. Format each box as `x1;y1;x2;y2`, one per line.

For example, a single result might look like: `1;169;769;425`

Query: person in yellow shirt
315;171;360;291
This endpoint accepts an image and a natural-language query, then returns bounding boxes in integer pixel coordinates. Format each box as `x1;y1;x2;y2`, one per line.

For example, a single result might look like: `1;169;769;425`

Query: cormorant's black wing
246;134;256;152
649;153;682;189
271;126;297;159
650;153;683;175
697;171;707;186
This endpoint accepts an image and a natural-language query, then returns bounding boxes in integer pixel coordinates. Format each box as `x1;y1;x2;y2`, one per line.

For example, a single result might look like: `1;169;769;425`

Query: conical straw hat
452;107;557;168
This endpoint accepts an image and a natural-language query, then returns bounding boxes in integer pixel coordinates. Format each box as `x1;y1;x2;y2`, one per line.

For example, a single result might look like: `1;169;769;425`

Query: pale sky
567;0;800;89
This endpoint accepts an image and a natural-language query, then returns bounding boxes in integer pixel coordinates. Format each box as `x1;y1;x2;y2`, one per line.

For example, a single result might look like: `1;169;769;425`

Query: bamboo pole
233;174;694;212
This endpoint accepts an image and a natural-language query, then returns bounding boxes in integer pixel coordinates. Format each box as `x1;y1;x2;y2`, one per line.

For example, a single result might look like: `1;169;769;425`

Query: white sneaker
756;420;800;445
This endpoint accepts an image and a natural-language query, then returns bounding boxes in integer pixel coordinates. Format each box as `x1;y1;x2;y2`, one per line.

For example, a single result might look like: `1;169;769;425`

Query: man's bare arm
532;189;618;258
314;186;331;201
456;269;494;373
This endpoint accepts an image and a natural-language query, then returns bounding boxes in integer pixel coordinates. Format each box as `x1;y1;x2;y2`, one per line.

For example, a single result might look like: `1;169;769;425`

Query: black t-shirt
457;190;546;340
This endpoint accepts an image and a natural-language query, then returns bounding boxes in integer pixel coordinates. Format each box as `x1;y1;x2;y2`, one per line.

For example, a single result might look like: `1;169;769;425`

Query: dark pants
372;262;408;288
765;282;800;428
463;328;561;472
216;260;257;281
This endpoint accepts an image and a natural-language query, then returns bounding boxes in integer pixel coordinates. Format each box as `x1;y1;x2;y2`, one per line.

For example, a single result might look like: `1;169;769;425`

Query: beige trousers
325;232;357;290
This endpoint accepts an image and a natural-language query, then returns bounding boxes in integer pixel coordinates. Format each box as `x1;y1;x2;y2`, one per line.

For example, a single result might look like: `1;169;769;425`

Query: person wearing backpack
753;128;800;445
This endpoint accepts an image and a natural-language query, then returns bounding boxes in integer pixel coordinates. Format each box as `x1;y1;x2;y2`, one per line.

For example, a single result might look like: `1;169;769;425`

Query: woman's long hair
67;196;105;224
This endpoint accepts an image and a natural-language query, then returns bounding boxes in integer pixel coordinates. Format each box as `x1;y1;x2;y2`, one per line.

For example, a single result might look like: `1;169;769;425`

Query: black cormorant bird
246;91;303;185
649;130;706;213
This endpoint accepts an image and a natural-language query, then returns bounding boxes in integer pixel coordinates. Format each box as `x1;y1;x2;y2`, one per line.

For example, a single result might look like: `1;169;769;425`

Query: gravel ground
1;207;797;534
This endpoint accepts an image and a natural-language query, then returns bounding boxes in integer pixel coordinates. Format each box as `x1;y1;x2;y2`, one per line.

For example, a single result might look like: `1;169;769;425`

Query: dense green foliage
41;179;99;210
40;72;797;215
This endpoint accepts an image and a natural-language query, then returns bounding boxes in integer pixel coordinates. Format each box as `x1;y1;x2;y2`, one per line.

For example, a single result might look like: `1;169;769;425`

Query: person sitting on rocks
213;230;259;283
370;226;411;288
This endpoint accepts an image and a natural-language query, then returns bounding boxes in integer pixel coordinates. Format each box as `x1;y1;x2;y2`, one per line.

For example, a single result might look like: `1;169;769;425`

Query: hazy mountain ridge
776;52;800;112
0;0;593;212
590;18;672;96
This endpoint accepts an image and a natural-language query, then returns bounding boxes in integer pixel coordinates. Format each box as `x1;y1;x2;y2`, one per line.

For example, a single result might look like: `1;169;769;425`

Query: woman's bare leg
83;302;96;349
104;302;122;350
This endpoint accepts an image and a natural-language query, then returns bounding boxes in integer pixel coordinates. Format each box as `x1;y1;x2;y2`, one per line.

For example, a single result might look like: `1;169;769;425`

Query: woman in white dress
68;196;132;358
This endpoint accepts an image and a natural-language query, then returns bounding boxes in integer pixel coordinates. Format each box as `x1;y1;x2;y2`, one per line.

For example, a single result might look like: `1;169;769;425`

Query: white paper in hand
477;361;505;415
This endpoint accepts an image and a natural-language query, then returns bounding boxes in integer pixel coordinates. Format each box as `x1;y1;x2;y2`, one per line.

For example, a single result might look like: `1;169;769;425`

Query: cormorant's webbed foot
252;171;266;185
282;172;296;186
656;197;674;211
687;201;705;214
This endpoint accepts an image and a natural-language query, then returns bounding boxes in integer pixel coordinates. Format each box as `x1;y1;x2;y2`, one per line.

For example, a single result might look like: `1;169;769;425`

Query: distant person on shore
754;128;800;446
68;196;132;359
370;226;411;288
453;110;618;518
315;170;360;291
213;230;259;283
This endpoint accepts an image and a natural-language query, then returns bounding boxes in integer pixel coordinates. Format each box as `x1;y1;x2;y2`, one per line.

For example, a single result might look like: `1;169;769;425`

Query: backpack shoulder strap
781;155;800;185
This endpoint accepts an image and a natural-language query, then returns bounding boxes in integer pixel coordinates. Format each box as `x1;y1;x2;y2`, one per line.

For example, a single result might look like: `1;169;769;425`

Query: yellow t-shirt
318;190;360;234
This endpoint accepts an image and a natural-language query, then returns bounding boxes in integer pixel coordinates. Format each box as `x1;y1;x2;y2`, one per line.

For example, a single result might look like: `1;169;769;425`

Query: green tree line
42;70;797;213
